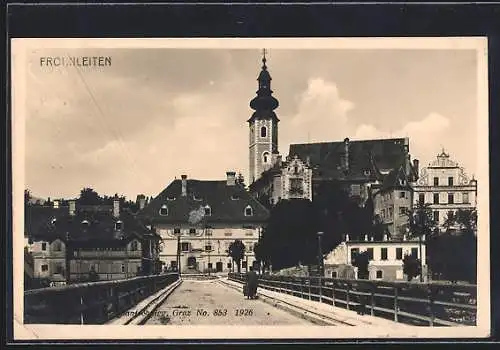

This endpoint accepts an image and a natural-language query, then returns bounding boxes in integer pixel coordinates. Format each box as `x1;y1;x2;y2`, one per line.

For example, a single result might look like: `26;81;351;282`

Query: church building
247;51;420;232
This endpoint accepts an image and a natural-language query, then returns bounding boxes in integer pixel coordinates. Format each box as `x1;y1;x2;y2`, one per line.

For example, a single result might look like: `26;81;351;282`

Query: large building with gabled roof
138;172;270;273
24;197;161;285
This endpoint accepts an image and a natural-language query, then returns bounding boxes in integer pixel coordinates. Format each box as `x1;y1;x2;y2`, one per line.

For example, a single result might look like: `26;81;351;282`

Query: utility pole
317;231;324;276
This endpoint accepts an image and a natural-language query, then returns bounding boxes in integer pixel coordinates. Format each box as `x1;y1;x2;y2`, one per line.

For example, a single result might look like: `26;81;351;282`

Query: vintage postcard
12;37;490;340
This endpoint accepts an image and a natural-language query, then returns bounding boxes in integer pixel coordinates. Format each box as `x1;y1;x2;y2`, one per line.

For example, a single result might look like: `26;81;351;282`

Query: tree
403;254;421;281
78;188;102;205
228;240;245;273
258;199;322;270
236;172;245;187
405;202;437;282
352;250;370;279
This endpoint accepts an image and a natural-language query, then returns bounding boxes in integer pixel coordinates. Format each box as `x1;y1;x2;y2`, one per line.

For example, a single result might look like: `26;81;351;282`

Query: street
144;279;311;325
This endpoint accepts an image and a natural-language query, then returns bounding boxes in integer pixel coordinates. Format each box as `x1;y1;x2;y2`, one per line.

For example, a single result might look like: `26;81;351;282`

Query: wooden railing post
299;277;304;299
370;283;375;317
394;285;399;323
308;276;312;300
332;280;336;306
428;285;435;327
346;281;350;310
319;277;323;303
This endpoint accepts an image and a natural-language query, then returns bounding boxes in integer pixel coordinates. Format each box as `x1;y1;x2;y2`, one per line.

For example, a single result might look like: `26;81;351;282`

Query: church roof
25;204;152;245
288;138;409;181
139;178;270;224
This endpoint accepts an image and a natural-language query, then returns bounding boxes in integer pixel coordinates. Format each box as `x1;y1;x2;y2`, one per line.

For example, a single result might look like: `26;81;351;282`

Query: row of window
419;192;470;205
433;176;456;187
159;205;254;217
179;241;256;253
40;241;139;251
380;206;408;219
351;247;419;261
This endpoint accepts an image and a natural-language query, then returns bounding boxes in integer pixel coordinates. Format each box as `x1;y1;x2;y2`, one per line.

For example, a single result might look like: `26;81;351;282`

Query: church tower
248;49;280;184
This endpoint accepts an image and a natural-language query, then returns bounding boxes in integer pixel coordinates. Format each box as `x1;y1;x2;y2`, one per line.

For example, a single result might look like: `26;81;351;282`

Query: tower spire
249;49;279;113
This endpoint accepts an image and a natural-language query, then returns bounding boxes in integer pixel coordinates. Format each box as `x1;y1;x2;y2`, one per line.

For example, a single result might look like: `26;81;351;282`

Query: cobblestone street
145;280;311;325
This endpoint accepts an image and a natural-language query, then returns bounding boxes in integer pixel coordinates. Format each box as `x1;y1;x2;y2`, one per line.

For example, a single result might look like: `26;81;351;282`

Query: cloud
281;77;453;168
354;112;451;164
281;78;354;145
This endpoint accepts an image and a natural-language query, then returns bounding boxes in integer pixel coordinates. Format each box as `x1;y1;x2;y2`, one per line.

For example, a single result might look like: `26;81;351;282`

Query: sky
23;47;479;200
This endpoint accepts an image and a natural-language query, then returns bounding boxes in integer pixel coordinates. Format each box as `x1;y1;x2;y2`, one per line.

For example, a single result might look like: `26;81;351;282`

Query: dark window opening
418;193;425;204
181;242;190;252
448;177;454;186
396;248;403;260
41;242;47;251
381;248;388;260
41;264;48;272
376;270;383;279
411;248;418;259
260;126;267;138
367;248;374;260
433;177;439;186
433;193;439;204
448;193;454;204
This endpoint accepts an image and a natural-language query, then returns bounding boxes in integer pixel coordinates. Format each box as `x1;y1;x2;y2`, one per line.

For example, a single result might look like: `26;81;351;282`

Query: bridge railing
24;272;180;324
228;273;476;326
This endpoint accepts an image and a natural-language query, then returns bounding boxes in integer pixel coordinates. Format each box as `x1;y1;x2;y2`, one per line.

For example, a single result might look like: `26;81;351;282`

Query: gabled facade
139;172;270;273
413;150;478;232
372;161;418;238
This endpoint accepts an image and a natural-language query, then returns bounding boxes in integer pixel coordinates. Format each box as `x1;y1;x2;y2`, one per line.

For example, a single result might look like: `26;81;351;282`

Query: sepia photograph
12;37;490;340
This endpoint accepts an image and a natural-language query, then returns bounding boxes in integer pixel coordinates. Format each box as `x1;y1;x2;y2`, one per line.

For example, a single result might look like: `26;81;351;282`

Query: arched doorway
187;256;197;269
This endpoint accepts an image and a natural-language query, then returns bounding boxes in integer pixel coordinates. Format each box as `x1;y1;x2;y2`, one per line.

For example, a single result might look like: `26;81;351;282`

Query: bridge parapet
228;273;476;326
24;273;179;324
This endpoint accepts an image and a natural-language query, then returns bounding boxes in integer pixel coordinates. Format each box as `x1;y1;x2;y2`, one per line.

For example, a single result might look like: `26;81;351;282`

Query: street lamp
317;231;324;276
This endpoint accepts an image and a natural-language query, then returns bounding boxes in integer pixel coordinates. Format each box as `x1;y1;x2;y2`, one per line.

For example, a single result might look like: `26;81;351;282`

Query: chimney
69;199;76;216
113;195;120;218
53;200;59;209
137;194;146;210
405;154;411;178
383;234;388;241
181;175;187;196
345;234;350;242
277;155;283;167
226;171;236;186
413;159;419;178
343;138;350;171
364;234;368;242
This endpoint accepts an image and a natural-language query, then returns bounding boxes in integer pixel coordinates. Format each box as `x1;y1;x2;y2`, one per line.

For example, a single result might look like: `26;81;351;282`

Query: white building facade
413;150;477;231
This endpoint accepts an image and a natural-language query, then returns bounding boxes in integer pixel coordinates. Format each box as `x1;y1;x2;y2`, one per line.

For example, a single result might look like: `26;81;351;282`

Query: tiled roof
25;204;153;245
138;179;270;224
289;138;409;181
379;164;414;193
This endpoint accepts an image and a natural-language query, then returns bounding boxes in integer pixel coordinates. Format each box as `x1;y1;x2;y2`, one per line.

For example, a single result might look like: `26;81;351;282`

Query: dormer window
364;169;371;176
260;126;267;138
167;196;176;201
231;194;240;200
115;220;123;231
204;205;212;216
244;205;253;217
50;217;57;225
81;220;89;227
193;194;202;201
159;205;168;216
